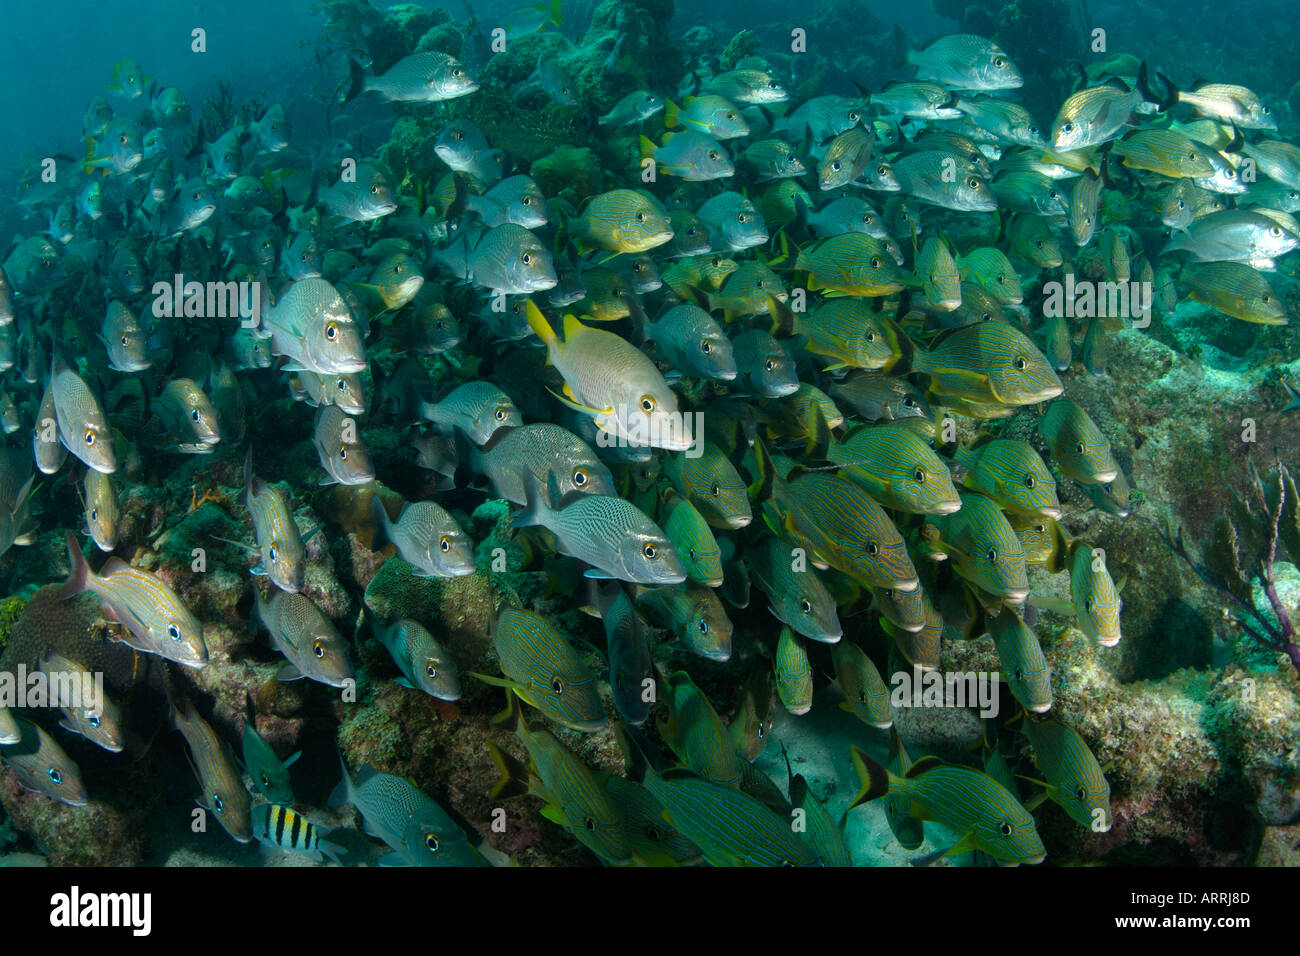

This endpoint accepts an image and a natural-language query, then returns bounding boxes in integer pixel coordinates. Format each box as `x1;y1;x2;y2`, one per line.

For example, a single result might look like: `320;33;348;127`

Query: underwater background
0;0;1298;867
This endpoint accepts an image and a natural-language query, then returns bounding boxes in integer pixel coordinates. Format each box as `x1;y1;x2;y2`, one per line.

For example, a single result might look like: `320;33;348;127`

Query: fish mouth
713;369;738;382
1002;588;1030;604
1096;635;1122;647
720;514;752;530
931;499;963;516
1038;506;1063;519
1028;701;1053;714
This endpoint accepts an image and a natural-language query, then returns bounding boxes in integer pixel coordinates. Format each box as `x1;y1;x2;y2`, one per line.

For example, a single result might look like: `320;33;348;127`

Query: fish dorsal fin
560;312;585;341
905;755;944;778
101;556;132;575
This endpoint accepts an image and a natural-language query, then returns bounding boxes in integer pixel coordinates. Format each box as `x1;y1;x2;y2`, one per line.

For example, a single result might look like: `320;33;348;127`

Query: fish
1020;713;1111;831
261;277;367;375
640;131;735;181
419;380;522;446
830;640;893;728
466;175;548;229
599;90;664;126
665;95;750;139
849;747;1046;865
0;717;88;807
439;223;557;293
254;587;355;687
317;163;398;222
251;804;345;863
696;192;768;251
661;490;723;587
817;126;875;190
570;189;674;255
795;233;906;296
1183;261;1287;324
986;609;1052;713
345;52;478;104
81;469;119;553
39;653;124;753
739;138;807;181
526;303;691;451
748;535;841;642
371;496;475;577
1038;398;1119;485
636;583;733;662
731;328;799;398
664;442;752;530
471;422;614;506
590;581;654;726
242;716;299;805
172;698;252;843
1173;82;1275;130
312;404;375;485
702;69;788;105
331;755;486;866
513;473;685;585
479;608;602;730
927;492;1029;605
51;349;117;474
106;58;151;100
154;377;222;452
828;423;959;515
954;436;1061;518
61;530;208;668
644;304;737;381
1051;71;1168;151
370;614;461;702
239;450;306;593
894;28;1024;91
528;54;579;106
907;320;1063;417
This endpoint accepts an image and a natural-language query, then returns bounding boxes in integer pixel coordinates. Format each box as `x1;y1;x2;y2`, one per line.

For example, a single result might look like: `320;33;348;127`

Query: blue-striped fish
661;489;723;587
241;450;305;593
760;454;919;591
61;529;208;668
489;692;628;864
251;804;346;863
1020;714;1112;832
796;233;906;296
1060;539;1123;646
601;774;700;865
849;747;1045;865
728;688;772;762
172;699;252;843
958;247;1023;305
659;670;742;787
828;423;960;515
0;716;88;806
372;614;461;701
1038;399;1119;485
480;608;604;730
664;442;752;530
831;640;893;728
927;492;1029;605
955;436;1061;518
986;608;1052;713
787;765;851;865
794;298;898;370
747;534;842;643
643;769;818;867
909;320;1063;417
916;236;962;311
880;583;943;671
637;584;733;661
774;627;814;715
331;754;488;866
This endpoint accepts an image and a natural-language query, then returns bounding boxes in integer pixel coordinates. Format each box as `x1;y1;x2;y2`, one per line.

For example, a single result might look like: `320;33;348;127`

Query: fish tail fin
59;529;90;599
883;313;916;374
747;436;777;503
523;298;558;352
328;750;353;808
892;24;911;71
487;739;531;800
1137;62;1176;112
663;100;680;129
638;134;656;163
848;744;891;808
547;0;562;27
370;494;392;550
343;59;367;107
765;292;795;337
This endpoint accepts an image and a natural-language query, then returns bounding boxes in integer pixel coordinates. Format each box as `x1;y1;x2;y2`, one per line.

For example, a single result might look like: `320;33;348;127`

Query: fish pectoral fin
276;662;306;682
547;385;609;416
941;832;982;858
394;677;415;689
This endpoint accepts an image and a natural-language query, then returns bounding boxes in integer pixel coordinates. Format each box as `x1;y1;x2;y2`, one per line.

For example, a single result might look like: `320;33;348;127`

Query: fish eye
1075;786;1086;800
866;541;879;556
708;150;720;160
1270;226;1283;237
119;133;129;145
494;407;508;421
439;536;451;553
764;359;775;372
89;714;101;728
902;396;916;408
831;160;842;172
1263;106;1272;114
425;834;440;852
120;334;129;345
878;165;888;175
967;177;980;189
642;542;658;559
1035;524;1045;533
369;184;379;194
686;226;697;237
168;623;181;640
709;482;720;496
1014;356;1027;370
1024;474;1036;488
799;598;812;613
212;795;224;812
337;378;347;390
85;430;95;445
522;195;532;205
453;130;464;140
1084;598;1093;612
1062;122;1074;133
452;68;463;77
701;339;712;353
339;445;348;459
313;639;325;659
635;211;645;222
426;663;438;678
1028;126;1038;134
994;57;1006;67
190;408;200;423
738;212;749;223
91;507;98;521
998;821;1012;836
268;545;278;562
521;251;533;264
325;323;338;340
550;677;564;694
192;190;203;200
1075;442;1085;454
260;771;271;787
849;111;860;122
584;817;596;831
986;548;998;561
640;395;656;413
913;469;925;482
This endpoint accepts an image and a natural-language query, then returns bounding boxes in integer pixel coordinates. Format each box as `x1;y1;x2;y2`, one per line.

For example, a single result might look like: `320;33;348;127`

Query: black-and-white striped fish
251;804;345;863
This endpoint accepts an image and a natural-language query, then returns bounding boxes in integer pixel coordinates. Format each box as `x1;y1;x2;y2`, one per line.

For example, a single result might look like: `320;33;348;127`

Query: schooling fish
477;608;602;730
1038;398;1118;485
1019;713;1112;832
774;626;814;715
254;588;355;687
81;468;119;553
242;715;300;805
590;581;654;726
252;804;346;863
747;534;842;642
419;380;523;446
0;717;88;807
261;277;367;375
371;613;461;702
926;492;1029;605
61;530;208;668
51;349;117;474
831;640;893;728
345;51;478;105
39;653;124;753
172;698;252;843
371;495;475;577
